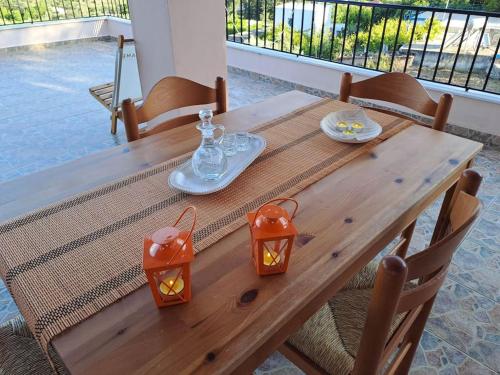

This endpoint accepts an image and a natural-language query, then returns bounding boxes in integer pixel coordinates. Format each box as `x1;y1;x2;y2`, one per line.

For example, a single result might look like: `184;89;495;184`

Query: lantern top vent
152;227;180;245
143;207;196;270
247;198;298;239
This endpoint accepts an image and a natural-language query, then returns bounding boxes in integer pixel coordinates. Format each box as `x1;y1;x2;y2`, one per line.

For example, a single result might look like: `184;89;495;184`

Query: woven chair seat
287;262;405;374
0;317;67;375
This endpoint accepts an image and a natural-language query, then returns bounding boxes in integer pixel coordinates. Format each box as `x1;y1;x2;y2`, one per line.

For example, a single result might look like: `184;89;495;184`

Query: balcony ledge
227;41;500;106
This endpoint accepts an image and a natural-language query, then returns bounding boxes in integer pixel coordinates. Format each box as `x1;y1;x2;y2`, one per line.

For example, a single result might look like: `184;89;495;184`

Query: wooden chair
340;71;454;259
339;72;453;132
89;35;142;135
281;169;482;375
0;316;68;374
121;76;227;142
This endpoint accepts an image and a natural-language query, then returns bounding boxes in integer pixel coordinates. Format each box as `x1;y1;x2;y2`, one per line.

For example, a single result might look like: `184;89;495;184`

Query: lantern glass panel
155;267;187;303
262;239;289;271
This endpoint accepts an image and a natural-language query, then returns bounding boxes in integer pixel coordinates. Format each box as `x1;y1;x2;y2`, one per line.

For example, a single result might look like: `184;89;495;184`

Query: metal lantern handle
167;206;197;263
174;205;197;249
251;198;299;228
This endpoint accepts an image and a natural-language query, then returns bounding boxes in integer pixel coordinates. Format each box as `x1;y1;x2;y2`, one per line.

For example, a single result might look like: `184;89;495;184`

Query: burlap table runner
0;99;411;353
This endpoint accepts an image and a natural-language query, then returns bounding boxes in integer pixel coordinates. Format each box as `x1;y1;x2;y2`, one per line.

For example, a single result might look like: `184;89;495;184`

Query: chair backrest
339;72;453;131
352;169;482;375
121;76;227;142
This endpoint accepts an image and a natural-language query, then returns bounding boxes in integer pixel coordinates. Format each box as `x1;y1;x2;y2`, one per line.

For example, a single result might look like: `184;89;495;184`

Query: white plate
168;134;266;195
320;109;382;144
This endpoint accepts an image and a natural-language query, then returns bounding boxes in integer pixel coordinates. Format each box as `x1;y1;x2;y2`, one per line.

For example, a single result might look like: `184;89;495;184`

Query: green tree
484;0;500;11
353;17;443;55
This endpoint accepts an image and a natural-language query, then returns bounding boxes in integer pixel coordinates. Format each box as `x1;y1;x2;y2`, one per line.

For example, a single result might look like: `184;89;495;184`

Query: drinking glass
222;133;237;156
236;132;250;152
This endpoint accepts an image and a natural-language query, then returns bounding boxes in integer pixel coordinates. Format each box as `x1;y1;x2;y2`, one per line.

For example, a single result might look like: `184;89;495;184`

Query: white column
128;0;228;97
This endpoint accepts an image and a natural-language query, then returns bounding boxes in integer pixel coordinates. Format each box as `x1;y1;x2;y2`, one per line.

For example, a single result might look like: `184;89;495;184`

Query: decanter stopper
199;109;214;128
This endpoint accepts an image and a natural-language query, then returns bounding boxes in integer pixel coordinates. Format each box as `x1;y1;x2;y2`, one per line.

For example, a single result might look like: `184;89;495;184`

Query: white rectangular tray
168;134;266;195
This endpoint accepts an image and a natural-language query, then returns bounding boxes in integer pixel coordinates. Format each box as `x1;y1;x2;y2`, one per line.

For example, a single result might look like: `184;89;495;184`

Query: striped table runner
0;99;411;354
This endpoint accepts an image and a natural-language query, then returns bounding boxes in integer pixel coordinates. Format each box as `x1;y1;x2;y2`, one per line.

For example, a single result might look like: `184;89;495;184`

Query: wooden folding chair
89;35;142;134
121;76;227;142
339;72;453;132
281;169;482;375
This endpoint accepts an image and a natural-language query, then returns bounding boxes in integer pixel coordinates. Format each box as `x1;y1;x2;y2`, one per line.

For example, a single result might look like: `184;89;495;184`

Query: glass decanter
192;110;227;181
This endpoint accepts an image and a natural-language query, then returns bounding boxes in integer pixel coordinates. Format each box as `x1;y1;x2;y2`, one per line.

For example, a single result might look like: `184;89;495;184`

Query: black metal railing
0;0;129;25
226;0;500;95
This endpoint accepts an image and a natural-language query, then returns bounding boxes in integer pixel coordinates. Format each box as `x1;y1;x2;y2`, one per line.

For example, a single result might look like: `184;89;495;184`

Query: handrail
225;0;500;95
319;0;500;18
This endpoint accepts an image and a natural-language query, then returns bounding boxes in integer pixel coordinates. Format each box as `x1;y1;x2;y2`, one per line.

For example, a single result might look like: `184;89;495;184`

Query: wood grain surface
0;91;482;374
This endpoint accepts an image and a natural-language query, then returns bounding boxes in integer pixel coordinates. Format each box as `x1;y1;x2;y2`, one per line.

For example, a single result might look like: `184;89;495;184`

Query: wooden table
0;91;482;374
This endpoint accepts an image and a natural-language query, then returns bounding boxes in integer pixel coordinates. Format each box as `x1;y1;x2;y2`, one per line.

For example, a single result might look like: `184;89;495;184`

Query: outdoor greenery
0;0;129;24
227;0;500;92
228;2;446;72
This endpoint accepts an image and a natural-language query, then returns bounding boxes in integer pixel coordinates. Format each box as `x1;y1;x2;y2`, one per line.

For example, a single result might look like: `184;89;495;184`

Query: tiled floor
0;40;498;374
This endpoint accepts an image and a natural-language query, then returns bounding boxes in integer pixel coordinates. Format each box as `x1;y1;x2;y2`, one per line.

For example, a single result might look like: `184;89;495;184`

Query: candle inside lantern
263;249;281;266
159;276;185;296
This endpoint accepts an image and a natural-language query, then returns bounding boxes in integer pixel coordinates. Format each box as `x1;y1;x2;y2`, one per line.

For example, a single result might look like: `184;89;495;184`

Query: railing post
448;14;470;84
298;0;305;55
280;0;285;51
289;0;295;53
483;37;500;92
364;6;375;68
389;8;404;72
465;16;489;89
417;11;435;78
376;7;389;71
340;3;350;63
432;11;452;81
255;0;259;46
329;1;338;61
308;0;315;56
318;1;327;58
404;9;419;73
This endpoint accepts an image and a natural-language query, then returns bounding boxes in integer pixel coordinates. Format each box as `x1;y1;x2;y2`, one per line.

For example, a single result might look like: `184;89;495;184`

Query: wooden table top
0;91;482;374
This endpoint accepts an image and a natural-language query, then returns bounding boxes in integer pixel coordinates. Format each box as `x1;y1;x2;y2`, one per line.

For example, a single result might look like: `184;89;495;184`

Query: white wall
227;42;500;136
0;17;132;49
128;0;227;97
274;3;335;33
105;17;133;39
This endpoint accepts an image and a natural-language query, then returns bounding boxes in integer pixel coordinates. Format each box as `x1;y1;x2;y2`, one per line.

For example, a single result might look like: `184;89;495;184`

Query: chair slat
89;82;114;91
135;77;218;124
397;268;447;313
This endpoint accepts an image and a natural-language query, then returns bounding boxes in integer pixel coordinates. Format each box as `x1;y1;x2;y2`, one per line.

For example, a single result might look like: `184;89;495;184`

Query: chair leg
396;220;416;259
431;183;457;245
394;297;435;375
111;111;118;135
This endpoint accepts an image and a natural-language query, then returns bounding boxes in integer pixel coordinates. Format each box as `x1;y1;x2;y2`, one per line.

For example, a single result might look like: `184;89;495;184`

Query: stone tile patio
0;39;498;374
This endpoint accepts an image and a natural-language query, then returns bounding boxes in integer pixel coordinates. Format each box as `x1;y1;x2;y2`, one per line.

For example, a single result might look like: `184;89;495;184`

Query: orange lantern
247;198;298;276
143;206;196;308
